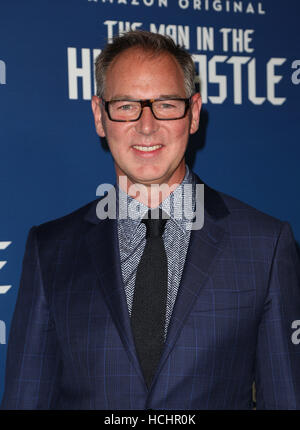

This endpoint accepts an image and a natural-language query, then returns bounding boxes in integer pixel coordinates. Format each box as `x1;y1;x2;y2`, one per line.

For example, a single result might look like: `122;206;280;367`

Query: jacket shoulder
32;199;99;241
195;173;285;236
216;188;285;236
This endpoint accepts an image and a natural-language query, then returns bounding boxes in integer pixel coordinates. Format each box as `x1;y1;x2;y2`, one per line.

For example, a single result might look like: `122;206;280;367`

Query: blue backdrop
0;0;299;402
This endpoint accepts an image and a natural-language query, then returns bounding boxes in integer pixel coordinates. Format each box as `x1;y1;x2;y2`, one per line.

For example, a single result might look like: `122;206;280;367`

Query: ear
189;93;202;135
91;96;106;137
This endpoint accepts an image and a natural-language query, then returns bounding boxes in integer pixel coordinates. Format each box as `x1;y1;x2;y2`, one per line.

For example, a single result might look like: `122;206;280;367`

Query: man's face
92;48;201;188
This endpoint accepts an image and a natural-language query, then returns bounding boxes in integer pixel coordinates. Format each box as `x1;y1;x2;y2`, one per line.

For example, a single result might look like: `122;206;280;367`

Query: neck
117;166;186;208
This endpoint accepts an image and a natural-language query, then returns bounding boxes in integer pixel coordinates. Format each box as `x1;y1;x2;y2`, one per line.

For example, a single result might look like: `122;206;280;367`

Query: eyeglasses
100;98;191;122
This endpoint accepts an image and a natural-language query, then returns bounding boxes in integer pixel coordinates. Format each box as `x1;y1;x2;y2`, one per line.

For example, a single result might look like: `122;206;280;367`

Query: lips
132;144;162;152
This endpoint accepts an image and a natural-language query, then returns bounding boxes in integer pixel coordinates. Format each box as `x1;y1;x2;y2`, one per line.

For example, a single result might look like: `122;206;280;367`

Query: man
1;30;300;410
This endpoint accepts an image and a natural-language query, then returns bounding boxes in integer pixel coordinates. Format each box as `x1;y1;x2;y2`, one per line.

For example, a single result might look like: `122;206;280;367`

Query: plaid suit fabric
1;177;300;409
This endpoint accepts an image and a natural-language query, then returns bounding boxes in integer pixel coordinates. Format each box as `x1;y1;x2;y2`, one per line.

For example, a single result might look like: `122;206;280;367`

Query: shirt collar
117;165;196;243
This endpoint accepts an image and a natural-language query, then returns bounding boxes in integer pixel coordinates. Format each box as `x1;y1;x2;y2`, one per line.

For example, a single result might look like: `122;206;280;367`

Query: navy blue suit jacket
2;177;300;409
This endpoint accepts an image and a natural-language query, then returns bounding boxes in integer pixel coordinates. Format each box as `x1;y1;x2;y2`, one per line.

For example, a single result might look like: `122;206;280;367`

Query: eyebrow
109;94;185;101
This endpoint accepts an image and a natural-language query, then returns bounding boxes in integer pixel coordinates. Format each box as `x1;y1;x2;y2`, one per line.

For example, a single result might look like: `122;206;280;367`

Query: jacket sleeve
1;227;62;409
255;222;300;409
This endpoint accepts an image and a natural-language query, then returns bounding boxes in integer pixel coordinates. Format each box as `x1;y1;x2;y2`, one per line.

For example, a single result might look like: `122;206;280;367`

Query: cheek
105;123;125;148
105;125;135;158
105;124;130;144
168;121;190;144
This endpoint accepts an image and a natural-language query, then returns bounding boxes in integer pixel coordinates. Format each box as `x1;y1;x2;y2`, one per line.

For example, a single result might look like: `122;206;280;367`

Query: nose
135;106;159;135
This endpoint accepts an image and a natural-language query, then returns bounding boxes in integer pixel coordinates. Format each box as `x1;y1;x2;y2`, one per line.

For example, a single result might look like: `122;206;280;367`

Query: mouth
132;144;163;153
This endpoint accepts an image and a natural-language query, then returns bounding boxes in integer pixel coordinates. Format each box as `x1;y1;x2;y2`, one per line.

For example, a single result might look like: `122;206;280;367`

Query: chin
133;171;170;186
127;167;167;185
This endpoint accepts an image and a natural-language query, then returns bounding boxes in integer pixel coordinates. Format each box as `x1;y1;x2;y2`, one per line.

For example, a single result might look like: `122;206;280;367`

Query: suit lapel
84;207;145;382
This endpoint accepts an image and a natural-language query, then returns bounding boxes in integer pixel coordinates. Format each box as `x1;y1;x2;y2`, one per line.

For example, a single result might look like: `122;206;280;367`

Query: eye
161;103;175;109
156;102;177;110
118;103;135;111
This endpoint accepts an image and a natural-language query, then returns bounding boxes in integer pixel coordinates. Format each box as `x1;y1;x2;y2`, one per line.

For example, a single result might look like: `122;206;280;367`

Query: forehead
104;48;186;98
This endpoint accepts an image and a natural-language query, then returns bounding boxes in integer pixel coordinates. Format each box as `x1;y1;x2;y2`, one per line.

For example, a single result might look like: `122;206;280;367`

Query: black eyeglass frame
100;97;191;122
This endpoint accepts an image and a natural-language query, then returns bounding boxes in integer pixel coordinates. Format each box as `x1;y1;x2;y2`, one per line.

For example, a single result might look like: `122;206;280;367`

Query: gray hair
95;30;195;98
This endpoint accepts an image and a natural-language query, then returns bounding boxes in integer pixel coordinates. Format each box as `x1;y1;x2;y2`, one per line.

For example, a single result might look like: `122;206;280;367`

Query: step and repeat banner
0;0;299;402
